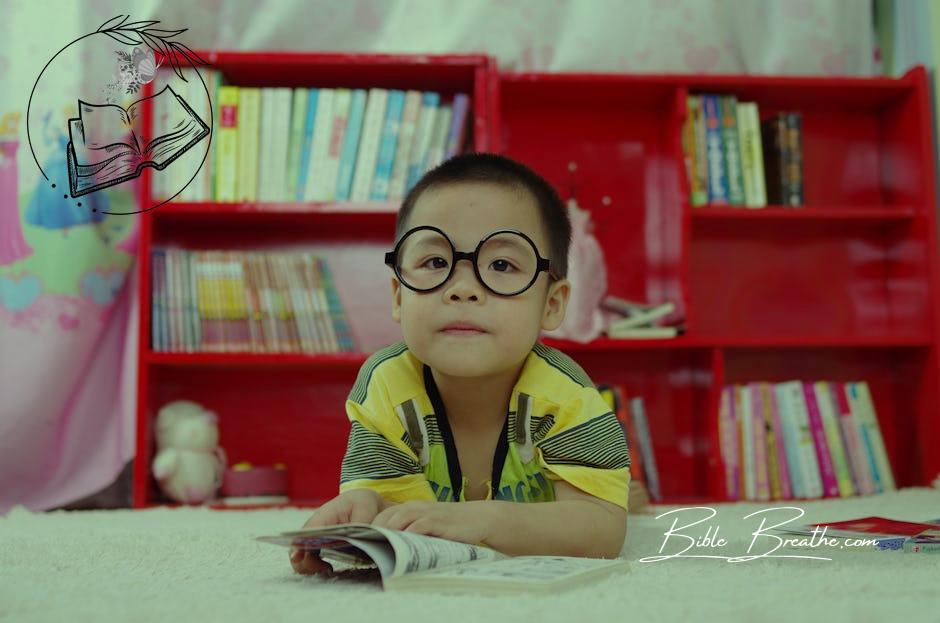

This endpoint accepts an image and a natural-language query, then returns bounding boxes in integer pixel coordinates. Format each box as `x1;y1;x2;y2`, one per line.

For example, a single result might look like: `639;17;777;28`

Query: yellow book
237;88;261;201
215;86;240;202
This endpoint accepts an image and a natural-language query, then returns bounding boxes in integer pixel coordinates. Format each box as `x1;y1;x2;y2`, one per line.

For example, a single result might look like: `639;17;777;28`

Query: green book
718;95;745;205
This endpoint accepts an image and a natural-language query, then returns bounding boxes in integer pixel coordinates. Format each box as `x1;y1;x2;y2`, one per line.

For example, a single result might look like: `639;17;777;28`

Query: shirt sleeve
534;385;632;511
338;399;437;503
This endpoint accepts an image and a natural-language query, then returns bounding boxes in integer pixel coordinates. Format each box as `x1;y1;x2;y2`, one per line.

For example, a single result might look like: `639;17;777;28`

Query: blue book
295;89;318;201
370;90;406;200
318;259;354;351
151;249;165;351
405;92;440;192
335;89;367;201
701;94;729;204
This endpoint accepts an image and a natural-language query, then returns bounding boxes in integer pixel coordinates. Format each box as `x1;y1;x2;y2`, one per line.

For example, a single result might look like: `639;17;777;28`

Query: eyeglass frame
384;225;557;296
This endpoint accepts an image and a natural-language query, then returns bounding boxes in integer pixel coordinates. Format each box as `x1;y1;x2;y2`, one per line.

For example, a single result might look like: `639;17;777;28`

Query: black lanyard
423;365;510;501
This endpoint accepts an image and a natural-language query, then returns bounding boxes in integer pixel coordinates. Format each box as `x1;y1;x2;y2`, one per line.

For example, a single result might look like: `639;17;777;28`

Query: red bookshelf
134;54;940;509
492;66;940;502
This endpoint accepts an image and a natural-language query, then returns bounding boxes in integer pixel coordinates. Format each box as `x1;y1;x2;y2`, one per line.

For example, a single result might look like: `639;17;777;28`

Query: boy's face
390;181;570;378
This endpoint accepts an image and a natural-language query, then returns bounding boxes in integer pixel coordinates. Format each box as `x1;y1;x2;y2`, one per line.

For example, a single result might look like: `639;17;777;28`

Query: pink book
749;383;771;501
830;382;875;495
719;386;740;500
802;382;840;497
765;383;793;499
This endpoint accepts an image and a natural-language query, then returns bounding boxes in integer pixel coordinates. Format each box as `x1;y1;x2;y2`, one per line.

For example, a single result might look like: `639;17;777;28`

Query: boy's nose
444;261;482;301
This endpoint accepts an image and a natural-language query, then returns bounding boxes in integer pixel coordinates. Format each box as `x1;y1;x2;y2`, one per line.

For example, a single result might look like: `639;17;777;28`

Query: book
257;523;630;593
831;381;876;495
405;92;441;191
388;90;423;200
371;89;406;200
802;381;840;497
236;88;261;201
736;102;767;208
690;95;710;206
597;384;646;489
845;381;896;492
295;89;318;201
350;88;388;201
335;89;367;201
785;112;804;206
285;88;310;201
718;95;745;205
444;93;470;159
606;325;680;339
304;88;335;201
214;85;239;202
322;88;352;201
67;85;209;197
762;382;792;500
761;113;789;206
813;382;855;497
701;94;728;205
718;386;740;499
628;397;660;501
605;301;676;331
684;95;707;206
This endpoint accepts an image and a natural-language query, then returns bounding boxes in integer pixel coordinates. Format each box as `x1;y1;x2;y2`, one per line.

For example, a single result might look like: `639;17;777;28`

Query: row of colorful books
719;381;895;501
597;386;661;502
150;248;354;354
683;94;804;208
151;67;470;204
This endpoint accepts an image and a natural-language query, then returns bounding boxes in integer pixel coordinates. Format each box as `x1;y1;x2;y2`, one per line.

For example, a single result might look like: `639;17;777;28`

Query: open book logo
66;85;209;197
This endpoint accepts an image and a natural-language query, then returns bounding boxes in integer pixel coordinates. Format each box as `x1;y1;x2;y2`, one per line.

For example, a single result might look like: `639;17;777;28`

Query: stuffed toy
151;400;226;504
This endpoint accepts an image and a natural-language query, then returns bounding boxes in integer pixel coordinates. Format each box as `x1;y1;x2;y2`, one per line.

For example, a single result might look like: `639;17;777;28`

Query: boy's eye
420;256;449;270
489;259;516;273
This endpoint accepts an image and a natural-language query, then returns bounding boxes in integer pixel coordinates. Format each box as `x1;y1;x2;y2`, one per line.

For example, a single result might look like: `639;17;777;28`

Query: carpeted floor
2;487;939;623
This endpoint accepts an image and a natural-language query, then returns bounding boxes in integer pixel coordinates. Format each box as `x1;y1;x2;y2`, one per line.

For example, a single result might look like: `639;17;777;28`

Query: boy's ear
540;277;570;332
391;276;402;324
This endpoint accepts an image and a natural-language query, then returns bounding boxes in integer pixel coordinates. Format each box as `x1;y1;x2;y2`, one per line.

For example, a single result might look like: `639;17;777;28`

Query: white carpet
2;488;940;623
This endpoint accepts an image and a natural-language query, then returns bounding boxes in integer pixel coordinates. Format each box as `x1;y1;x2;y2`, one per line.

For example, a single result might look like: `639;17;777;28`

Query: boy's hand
371;500;493;545
290;488;386;575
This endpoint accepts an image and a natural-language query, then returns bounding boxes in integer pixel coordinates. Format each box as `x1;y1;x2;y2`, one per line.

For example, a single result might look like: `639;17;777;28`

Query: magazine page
369;525;504;579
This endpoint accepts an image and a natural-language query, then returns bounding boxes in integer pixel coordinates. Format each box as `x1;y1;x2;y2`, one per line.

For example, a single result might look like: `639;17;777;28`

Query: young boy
291;153;631;575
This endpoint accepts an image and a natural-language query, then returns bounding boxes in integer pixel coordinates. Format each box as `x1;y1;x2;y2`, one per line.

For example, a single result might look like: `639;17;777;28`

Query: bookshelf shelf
145;350;369;369
135;57;940;508
689;205;918;222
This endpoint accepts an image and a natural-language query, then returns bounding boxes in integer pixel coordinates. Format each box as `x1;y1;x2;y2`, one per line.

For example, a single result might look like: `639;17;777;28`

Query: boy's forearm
472;499;626;558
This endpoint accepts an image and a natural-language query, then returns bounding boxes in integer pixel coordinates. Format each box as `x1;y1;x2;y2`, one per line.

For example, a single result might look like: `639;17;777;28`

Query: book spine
832;381;875;495
295;88;318;201
285;88;310;202
444;93;470;160
848;381;896;491
737;386;754;499
718;385;739;499
321;88;352;202
251;253;277;353
774;383;804;498
273;88;294;202
802;381;839;497
168;249;181;352
305;88;335;202
613;386;646;488
701;94;728;205
258;89;276;202
370;89;406;200
186;249;201;352
744;103;767;207
215;86;239;202
151;249;164;351
182;249;195;353
719;95;745;205
292;253;323;353
784;381;823;498
301;253;330;352
691;95;710;207
280;254;312;353
388;90;423;201
628;397;660;501
814;382;856;497
757;383;781;500
749;383;770;500
335;89;367;201
237;88;261;202
761;114;788;206
350;88;388;202
684;95;704;207
764;382;793;499
736;102;756;208
316;257;345;352
422;104;452;173
785;112;804;206
405;92;441;192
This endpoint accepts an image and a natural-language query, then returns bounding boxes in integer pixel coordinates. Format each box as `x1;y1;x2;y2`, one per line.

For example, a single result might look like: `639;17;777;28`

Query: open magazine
257;523;630;593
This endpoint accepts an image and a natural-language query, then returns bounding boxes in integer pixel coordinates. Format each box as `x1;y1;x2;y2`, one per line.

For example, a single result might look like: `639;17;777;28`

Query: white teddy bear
151;400;227;504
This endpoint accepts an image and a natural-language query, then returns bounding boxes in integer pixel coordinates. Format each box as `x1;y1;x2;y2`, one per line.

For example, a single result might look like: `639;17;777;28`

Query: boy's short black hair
396;152;572;279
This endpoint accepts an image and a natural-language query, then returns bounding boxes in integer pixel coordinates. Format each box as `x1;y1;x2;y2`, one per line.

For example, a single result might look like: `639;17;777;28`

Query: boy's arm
474;480;626;558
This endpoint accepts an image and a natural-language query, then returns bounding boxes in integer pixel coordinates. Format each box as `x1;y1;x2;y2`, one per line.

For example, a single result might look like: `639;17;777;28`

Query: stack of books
152;67;470;204
600;296;684;339
719;380;895;501
150;248;354;354
683;94;804;208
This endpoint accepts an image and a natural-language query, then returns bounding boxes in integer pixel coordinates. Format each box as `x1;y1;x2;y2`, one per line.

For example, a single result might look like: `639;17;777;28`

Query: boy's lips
439;322;487;335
